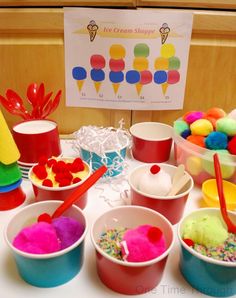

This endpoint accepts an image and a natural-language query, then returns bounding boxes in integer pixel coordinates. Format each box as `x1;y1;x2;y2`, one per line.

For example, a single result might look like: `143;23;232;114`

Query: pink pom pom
121;224;166;262
13;222;60;254
183;111;204;124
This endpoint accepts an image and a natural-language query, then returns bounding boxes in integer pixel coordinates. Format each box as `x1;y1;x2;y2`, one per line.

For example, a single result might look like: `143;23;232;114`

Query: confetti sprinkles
193;233;236;262
97;227;128;260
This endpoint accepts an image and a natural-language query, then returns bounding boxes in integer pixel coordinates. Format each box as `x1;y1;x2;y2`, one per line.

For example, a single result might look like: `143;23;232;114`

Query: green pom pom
216;117;236;136
173;120;189;135
202;149;235;179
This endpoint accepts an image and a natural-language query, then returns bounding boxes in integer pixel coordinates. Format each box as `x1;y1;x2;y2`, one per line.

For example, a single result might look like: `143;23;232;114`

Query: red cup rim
128;163;194;200
13;119;58;136
90;205;175;267
130;122;173;142
177;208;236;268
28;159;91;191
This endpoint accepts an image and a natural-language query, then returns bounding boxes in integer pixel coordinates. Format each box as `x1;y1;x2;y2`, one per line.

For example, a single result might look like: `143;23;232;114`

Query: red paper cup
12;120;61;164
91;206;174;295
28;160;91;210
129;164;194;224
0;186;26;211
130;122;173;163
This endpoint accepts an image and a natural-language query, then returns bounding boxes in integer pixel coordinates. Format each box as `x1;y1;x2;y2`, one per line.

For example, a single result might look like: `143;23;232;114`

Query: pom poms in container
0;83;62;120
173;107;236;185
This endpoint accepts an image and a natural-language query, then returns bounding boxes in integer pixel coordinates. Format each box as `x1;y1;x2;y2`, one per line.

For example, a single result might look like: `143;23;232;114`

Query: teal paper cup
4;201;88;287
80;144;127;177
178;208;236;297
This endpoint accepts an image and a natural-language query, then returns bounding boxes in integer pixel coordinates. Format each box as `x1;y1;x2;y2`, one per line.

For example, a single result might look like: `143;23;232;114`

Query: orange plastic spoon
38;165;107;221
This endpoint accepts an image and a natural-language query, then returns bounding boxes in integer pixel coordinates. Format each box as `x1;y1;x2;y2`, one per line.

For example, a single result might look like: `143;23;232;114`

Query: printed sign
64;8;193;110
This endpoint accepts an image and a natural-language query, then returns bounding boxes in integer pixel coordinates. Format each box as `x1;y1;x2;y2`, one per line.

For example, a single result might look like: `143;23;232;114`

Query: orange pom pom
203;115;217;129
187;135;206;148
206;107;226;120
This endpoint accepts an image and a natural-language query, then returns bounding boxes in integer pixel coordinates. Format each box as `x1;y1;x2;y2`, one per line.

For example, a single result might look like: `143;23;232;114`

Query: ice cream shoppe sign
64;8;193;110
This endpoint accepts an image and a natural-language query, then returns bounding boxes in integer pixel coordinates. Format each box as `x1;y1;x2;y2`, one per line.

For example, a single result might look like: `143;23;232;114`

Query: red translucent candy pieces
47;158;57;168
33;165;48;180
42;179;53;187
73;177;81;184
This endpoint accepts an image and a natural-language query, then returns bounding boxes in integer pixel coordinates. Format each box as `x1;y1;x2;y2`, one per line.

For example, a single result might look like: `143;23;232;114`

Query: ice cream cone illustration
87;20;98;42
77;80;84;92
159;23;170;44
72;66;87;93
161;82;169;95
112;83;120;94
109;45;126;95
90;56;105;93
136;83;143;95
94;82;101;93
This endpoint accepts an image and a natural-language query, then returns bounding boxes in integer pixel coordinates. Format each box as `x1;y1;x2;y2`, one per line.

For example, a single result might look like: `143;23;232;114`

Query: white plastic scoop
167;165;190;196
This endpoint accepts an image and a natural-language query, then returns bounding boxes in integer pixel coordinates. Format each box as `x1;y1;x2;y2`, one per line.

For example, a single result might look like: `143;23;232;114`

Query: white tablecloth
0;140;206;298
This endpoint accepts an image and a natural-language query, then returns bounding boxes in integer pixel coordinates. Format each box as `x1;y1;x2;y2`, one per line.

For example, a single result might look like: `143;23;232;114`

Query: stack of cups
0;110;25;210
12;119;62;180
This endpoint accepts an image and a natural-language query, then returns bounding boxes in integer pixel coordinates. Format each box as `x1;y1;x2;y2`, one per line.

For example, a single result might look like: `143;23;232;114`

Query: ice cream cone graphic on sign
112;83;120;94
94;82;101;93
159;23;170;44
77;80;84;92
87;20;98;42
136;83;143;95
162;82;169;95
72;66;87;93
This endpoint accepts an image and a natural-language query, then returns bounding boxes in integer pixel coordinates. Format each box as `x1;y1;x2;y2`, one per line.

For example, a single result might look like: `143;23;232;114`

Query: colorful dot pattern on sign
72;43;180;95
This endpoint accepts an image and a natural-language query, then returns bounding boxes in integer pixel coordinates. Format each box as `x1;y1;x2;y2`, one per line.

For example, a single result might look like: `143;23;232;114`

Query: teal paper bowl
178;208;236;297
80;144;127;177
4;201;88;288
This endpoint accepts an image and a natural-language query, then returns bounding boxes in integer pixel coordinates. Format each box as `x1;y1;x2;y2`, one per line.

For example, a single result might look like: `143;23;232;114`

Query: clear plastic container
173;131;236;186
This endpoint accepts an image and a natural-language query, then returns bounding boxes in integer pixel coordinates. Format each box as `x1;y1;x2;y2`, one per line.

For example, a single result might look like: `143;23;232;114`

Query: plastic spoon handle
167;174;190;196
213;153;236;233
51;165;107;219
172;164;185;185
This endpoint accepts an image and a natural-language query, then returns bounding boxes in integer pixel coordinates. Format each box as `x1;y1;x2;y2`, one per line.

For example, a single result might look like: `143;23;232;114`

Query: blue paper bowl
178;208;236;297
80;144;127;177
4;201;88;287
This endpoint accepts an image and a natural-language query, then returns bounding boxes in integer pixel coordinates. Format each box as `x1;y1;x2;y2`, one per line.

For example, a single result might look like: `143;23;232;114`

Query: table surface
0;140;210;298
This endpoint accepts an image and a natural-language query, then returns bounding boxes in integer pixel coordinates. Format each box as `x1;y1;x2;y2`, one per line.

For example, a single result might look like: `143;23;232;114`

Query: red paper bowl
91;206;174;295
12;120;61;164
130;122;173;163
28;160;91;210
128;163;194;225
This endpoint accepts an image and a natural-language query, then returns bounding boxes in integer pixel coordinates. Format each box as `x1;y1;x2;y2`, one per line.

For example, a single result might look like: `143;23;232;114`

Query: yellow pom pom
190;119;213;136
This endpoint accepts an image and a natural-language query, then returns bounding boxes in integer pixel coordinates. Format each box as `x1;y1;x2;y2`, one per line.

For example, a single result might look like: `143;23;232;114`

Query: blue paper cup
80;144;127;177
178;208;236;297
4;201;88;287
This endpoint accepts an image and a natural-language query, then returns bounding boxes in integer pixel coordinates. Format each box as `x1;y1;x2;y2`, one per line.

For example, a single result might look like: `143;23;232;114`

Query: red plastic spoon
213;153;236;233
38;165;107;222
